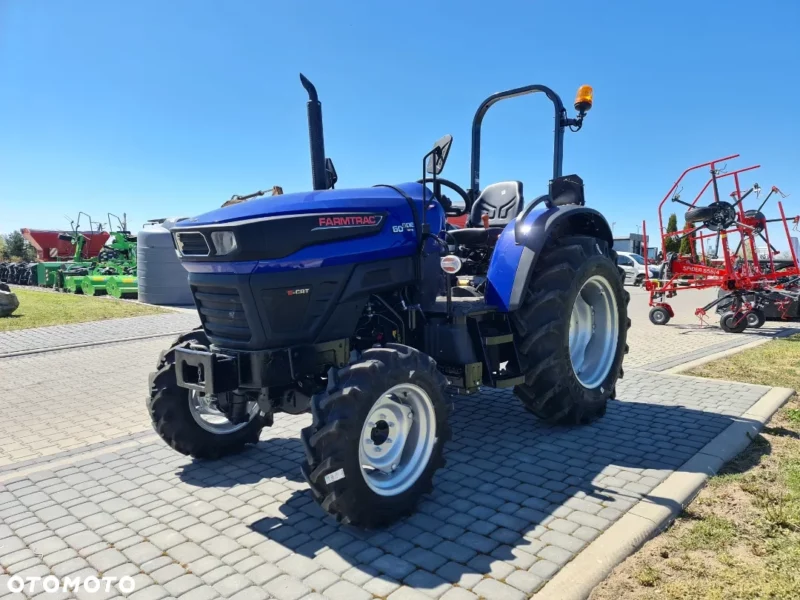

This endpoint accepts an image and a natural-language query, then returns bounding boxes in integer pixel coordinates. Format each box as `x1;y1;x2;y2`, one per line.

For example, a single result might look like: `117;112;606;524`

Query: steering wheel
417;177;471;217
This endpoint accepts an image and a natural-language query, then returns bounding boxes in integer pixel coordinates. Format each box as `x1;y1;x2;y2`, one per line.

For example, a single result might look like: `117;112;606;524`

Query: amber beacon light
574;85;593;114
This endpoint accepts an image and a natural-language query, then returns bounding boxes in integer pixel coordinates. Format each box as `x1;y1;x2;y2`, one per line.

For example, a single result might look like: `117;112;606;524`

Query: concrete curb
0;330;187;359
533;385;795;600
663;337;772;374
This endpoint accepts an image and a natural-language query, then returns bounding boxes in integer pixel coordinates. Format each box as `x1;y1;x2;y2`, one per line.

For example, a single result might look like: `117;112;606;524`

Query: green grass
0;288;166;331
591;335;800;600
634;565;661;587
678;514;737;551
688;333;800;391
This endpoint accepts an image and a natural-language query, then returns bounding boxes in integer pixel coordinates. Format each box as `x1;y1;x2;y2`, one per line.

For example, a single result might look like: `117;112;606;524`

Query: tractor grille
175;232;210;256
192;284;251;342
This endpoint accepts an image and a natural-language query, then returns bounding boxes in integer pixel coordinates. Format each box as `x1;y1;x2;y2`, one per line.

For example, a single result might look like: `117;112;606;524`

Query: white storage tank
137;217;194;306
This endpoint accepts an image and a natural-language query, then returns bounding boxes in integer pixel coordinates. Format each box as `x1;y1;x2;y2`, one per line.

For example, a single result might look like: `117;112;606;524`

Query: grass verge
591;334;800;600
0;288;166;332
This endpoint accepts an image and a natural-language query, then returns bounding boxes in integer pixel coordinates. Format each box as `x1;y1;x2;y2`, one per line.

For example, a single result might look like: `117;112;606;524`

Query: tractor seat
448;181;523;246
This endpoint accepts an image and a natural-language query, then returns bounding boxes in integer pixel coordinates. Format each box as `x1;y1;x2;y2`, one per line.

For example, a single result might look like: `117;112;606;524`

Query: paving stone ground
0;287;794;599
624;287;800;370
0;312;200;357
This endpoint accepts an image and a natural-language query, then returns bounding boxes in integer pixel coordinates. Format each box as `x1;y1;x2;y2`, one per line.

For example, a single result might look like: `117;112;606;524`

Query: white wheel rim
569;275;620;389
358;383;437;497
188;391;259;434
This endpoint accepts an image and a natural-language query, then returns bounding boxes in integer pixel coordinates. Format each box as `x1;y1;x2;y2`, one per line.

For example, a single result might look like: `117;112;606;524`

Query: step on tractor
148;75;630;528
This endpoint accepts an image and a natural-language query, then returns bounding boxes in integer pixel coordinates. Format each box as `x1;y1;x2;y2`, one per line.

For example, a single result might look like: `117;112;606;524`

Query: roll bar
469;84;578;202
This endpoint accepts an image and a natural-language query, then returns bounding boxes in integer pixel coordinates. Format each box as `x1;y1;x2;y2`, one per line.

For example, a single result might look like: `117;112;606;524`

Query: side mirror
325;157;338;189
425;134;453;175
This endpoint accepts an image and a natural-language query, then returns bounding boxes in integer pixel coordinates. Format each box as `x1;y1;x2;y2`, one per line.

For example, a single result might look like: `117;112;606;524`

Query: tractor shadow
178;389;771;591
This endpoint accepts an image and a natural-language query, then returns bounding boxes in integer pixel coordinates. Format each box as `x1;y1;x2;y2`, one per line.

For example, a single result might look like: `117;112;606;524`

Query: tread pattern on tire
511;235;630;425
147;328;267;460
301;343;451;529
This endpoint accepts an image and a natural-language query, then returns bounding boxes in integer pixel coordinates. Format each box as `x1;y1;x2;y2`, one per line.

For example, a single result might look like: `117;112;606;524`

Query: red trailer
22;229;110;260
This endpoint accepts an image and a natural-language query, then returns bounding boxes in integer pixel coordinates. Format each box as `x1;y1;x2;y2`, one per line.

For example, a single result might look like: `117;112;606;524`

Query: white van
616;251;647;286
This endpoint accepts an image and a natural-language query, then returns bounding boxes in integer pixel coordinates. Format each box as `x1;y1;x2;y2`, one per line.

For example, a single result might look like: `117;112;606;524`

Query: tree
664;213;680;253
1;231;37;261
679;221;696;256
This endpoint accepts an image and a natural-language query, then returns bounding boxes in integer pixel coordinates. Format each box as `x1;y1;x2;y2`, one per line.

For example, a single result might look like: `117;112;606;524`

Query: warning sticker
324;468;346;485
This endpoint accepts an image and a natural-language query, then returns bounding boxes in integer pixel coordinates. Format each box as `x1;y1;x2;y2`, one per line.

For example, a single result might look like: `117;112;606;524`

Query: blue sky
1;0;799;249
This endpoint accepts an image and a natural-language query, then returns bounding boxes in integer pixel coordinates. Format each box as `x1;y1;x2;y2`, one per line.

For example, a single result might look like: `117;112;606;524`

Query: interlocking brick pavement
0;312;200;357
0;340;177;468
624;287;800;370
0;288;792;598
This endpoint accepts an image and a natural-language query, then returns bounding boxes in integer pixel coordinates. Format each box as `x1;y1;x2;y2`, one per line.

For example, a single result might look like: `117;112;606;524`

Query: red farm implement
642;154;800;332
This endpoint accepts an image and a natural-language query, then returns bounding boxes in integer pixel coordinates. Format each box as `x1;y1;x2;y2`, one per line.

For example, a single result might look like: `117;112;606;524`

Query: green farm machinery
41;213;99;289
2;211;141;299
71;214;139;297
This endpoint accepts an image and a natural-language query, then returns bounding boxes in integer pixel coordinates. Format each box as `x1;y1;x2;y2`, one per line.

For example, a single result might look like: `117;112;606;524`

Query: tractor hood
175;182;431;227
171;182;443;263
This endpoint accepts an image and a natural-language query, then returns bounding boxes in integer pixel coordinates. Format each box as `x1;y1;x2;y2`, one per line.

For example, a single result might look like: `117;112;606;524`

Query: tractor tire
746;309;765;329
649;306;671;325
511;235;629;425
156;327;208;371
720;311;748;333
301;344;450;528
685;205;715;223
147;329;268;459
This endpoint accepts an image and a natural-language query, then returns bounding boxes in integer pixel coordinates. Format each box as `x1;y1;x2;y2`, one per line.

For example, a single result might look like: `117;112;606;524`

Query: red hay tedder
643;154;800;333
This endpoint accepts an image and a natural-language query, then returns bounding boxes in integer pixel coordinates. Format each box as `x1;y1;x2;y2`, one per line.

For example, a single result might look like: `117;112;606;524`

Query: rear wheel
301;344;450;528
746;309;765;329
720;311;748;333
511;235;629;425
147;329;267;459
649;306;671;325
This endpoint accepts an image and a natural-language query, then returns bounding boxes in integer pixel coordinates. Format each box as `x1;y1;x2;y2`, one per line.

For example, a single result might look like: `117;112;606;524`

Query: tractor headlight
210;231;238;255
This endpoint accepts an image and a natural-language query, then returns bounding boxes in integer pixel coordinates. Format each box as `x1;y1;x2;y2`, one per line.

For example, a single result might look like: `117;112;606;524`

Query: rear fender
485;201;613;312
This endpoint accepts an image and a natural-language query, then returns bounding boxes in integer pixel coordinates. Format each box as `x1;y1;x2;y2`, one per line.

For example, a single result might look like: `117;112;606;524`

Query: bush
665;213;680;254
679;220;696;256
1;231;37;262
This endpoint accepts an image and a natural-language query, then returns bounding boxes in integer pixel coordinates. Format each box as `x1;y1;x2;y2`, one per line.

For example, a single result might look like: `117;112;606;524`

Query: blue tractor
149;75;629;528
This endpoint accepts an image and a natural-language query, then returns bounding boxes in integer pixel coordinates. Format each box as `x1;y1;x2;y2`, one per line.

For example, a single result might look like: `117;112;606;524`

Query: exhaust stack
300;74;328;191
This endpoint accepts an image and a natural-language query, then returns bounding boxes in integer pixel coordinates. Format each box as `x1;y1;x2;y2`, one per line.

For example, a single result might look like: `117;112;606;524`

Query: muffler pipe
300;73;327;191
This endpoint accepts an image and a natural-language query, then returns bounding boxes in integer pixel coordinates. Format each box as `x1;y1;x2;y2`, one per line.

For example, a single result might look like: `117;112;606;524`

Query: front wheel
147;329;268;459
649;306;671;325
511;235;629;425
301;344;450;528
720;311;748;333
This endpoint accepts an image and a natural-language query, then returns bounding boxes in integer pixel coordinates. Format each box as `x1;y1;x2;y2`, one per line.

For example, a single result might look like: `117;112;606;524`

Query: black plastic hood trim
175;211;387;262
